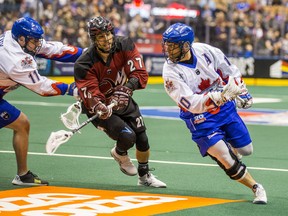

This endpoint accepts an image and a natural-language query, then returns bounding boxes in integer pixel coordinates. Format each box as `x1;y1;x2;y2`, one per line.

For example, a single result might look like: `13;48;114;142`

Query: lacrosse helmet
162;23;194;63
12;17;44;55
87;16;115;53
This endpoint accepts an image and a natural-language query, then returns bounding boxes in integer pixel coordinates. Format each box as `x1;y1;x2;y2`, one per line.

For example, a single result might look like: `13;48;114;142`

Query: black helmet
87;16;114;42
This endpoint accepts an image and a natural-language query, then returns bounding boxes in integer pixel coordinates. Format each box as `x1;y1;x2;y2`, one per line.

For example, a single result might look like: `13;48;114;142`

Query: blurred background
1;0;288;78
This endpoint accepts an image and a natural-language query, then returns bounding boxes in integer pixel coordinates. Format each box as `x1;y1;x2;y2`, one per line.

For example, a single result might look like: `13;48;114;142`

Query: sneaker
252;183;267;204
138;172;167;188
12;171;49;186
110;147;137;176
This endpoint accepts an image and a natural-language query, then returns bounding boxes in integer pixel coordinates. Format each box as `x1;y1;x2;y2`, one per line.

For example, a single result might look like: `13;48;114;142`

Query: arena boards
49;76;288;86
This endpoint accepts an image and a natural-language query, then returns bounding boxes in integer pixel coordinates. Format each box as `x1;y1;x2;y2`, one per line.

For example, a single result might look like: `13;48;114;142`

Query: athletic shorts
0;98;21;128
182;103;252;157
86;98;146;140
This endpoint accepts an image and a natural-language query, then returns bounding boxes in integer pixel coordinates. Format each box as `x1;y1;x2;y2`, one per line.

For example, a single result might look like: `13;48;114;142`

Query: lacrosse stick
60;100;82;130
46;101;117;155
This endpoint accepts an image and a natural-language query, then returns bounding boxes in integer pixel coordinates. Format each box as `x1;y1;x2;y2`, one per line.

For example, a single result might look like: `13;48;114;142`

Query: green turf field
1;84;288;215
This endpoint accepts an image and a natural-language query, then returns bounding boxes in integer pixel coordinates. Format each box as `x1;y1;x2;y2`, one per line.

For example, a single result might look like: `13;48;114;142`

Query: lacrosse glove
92;101;112;119
208;76;243;107
236;81;253;109
111;85;133;110
66;82;80;100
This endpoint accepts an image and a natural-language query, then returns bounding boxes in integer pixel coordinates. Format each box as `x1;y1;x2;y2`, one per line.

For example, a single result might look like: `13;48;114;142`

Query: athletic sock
138;162;149;177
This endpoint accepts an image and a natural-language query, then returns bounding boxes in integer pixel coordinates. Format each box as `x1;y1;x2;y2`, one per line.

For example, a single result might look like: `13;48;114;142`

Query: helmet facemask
94;31;115;54
162;41;191;63
22;36;43;56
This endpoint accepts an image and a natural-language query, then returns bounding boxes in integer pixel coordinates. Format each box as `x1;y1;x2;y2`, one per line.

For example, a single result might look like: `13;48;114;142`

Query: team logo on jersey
193;114;206;124
99;78;114;96
195;69;200;75
21;56;33;68
116;70;127;85
198;78;211;92
165;79;175;93
0;111;10;120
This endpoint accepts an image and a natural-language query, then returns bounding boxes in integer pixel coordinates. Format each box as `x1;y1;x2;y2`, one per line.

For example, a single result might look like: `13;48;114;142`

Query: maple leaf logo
165;79;175;93
21;56;33;68
198;78;211;92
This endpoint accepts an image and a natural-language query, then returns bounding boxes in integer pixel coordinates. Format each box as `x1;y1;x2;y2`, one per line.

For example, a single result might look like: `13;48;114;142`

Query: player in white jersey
162;23;267;204
0;17;83;186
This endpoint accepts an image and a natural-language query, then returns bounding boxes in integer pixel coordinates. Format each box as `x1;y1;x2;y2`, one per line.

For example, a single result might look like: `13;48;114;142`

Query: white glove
208;76;243;107
207;91;226;107
67;82;80;100
236;81;253;109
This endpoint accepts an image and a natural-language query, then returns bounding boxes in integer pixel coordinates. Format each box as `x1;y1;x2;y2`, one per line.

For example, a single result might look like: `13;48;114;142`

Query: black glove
111;85;133;110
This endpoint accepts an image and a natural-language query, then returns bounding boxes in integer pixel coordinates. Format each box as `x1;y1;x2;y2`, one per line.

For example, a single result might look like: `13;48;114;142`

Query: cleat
252;183;267;204
12;170;49;186
110;146;137;176
138;172;167;188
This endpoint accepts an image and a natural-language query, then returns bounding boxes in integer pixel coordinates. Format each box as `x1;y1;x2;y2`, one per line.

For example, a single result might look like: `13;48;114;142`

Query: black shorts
86;98;146;140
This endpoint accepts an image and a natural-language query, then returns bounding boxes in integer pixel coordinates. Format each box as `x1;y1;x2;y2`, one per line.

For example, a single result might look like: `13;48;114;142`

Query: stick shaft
71;113;99;133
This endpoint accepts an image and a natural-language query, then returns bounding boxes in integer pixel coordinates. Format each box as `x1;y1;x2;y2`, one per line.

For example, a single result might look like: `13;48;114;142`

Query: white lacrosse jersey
162;42;242;114
0;30;81;97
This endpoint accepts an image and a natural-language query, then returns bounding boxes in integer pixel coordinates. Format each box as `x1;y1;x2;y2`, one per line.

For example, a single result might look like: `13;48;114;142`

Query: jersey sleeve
122;38;148;89
209;45;242;84
9;57;68;96
36;39;83;62
162;64;209;114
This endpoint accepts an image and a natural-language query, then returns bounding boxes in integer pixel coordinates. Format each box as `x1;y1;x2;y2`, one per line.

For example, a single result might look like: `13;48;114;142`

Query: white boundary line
1;150;287;172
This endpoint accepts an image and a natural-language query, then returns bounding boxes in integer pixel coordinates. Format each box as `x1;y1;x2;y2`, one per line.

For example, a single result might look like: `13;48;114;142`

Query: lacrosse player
0;17;83;186
73;16;166;188
162;23;267;204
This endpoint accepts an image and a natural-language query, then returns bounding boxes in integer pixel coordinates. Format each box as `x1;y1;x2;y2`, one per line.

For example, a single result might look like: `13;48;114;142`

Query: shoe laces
145;168;156;177
252;184;264;196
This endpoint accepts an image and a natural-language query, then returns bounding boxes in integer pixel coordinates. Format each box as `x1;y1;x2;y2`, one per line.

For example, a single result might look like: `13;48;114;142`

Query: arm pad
125;77;140;90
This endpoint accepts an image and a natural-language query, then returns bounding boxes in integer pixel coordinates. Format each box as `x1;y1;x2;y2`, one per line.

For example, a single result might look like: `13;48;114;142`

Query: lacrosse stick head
46;130;73;155
60;101;82;130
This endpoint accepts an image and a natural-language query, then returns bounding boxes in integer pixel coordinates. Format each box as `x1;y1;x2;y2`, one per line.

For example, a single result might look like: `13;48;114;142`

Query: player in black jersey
74;16;166;188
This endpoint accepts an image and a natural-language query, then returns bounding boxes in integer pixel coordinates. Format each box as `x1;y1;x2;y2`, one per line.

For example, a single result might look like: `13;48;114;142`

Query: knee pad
135;131;150;152
225;160;247;180
117;126;136;151
209;150;247;181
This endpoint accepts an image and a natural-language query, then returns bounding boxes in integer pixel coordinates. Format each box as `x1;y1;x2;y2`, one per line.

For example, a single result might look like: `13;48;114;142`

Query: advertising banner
37;56;288;80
